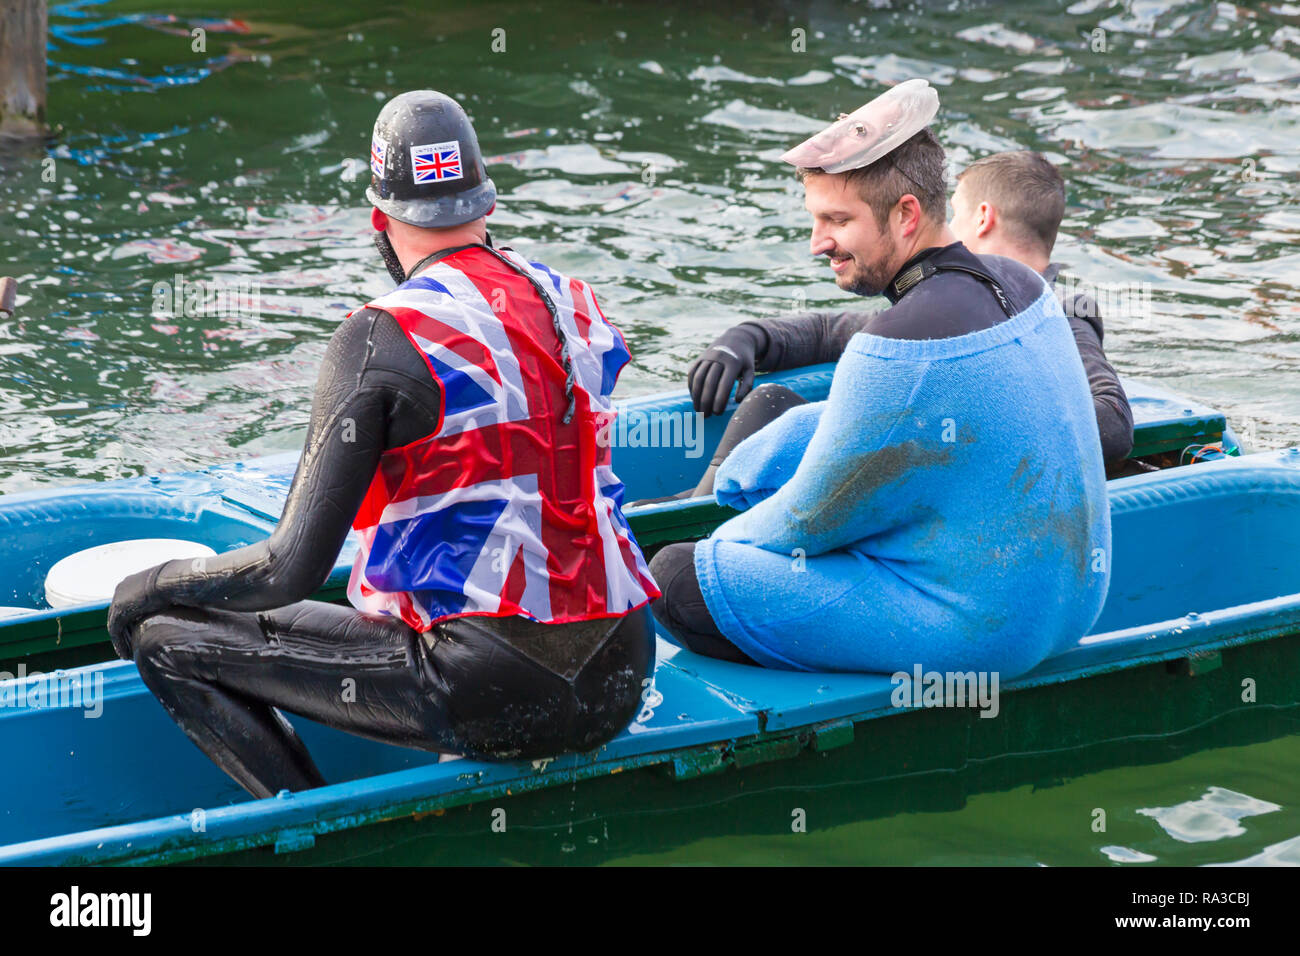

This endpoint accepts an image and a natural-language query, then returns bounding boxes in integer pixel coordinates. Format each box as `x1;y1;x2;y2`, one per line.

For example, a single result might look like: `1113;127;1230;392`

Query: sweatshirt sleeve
752;309;872;371
713;401;828;511
712;344;928;557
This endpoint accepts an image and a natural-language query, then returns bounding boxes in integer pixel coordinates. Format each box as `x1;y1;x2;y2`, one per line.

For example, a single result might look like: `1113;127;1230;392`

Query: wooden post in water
0;0;47;140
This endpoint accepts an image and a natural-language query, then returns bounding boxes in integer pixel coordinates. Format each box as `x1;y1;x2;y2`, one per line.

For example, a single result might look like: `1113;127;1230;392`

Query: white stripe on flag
593;485;648;613
375;474;540;529
427;264;533;423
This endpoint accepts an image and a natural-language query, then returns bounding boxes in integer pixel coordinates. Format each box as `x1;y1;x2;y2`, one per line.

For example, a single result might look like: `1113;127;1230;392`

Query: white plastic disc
45;539;217;609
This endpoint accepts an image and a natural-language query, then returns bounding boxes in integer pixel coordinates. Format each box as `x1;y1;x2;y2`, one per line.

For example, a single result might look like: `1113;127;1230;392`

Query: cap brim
366;179;497;228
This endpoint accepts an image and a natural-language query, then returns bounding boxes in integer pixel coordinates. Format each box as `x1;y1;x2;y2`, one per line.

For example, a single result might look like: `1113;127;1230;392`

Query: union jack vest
346;243;660;631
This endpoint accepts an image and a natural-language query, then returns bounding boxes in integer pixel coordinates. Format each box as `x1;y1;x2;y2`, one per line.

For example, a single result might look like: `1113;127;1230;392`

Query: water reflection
1138;785;1281;843
1100;844;1159;862
1212;833;1300;866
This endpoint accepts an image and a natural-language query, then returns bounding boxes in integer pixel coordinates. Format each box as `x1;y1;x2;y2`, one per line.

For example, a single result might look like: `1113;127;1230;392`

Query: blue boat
3;368;1291;866
0;365;1235;666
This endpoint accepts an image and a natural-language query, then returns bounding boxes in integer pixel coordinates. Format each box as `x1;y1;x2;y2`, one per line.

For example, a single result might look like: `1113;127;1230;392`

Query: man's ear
896;194;923;238
976;202;996;239
370;207;388;232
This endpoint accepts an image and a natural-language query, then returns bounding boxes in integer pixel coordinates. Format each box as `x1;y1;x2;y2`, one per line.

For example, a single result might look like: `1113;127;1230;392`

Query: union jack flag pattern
410;140;463;183
347;245;660;631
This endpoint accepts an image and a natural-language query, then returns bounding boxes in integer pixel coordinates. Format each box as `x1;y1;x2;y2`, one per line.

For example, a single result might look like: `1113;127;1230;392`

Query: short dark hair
797;127;948;229
957;150;1065;254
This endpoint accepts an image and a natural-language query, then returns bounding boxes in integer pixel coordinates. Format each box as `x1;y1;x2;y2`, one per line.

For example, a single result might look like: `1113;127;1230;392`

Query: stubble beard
839;230;898;298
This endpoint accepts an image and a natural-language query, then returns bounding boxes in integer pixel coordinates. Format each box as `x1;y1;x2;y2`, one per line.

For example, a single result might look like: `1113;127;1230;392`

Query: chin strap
374;231;408;285
376;230;495;286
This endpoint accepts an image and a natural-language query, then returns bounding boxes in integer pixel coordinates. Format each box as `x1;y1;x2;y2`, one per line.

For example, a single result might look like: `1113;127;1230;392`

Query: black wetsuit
1042;263;1134;465
108;248;653;799
652;243;1096;662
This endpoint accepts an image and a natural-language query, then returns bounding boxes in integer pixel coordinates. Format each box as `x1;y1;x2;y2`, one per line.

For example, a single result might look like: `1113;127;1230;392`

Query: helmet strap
373;230;408;285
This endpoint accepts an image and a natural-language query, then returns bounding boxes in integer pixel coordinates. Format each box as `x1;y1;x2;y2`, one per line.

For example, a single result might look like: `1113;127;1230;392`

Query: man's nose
809;228;834;257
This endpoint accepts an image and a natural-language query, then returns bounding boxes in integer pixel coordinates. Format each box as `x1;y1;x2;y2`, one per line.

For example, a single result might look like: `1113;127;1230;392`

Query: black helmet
366;90;497;228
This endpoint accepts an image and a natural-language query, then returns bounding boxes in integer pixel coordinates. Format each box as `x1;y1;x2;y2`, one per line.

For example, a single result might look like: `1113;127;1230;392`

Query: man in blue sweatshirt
680;151;1132;496
649;81;1111;678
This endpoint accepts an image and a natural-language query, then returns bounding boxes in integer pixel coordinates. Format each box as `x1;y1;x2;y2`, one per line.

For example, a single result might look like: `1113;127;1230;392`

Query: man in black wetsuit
682;152;1133;497
650;83;1107;664
950;150;1132;466
107;91;659;799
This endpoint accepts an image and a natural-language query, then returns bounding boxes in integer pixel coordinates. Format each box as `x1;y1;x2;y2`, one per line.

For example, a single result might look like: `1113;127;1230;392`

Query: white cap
780;78;940;174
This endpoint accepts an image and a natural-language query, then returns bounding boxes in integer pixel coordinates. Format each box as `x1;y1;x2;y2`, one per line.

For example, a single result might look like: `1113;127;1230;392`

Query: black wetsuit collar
884;245;945;304
884;241;1016;317
404;230;496;282
1042;262;1063;285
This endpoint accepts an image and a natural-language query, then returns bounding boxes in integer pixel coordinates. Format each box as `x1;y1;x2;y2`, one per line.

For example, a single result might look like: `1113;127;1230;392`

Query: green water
218;668;1300;866
3;0;1300;864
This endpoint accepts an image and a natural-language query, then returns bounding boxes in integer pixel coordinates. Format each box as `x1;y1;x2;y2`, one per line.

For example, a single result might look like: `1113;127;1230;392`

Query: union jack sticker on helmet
410;140;464;184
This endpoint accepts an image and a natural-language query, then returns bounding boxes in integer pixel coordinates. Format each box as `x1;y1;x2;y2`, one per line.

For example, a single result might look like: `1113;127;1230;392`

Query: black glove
687;324;768;417
106;562;171;660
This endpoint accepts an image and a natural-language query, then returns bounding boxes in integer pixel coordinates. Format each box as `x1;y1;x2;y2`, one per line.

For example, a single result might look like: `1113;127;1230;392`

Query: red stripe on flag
568;278;593;344
584;280;631;358
382;305;504;387
499;547;529;615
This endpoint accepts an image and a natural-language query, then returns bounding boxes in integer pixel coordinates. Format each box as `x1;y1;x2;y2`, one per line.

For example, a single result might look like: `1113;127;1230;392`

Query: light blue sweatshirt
694;281;1111;678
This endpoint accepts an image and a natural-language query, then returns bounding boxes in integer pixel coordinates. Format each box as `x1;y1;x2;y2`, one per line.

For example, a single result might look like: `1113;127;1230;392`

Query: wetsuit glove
687;323;769;418
107;562;171;660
